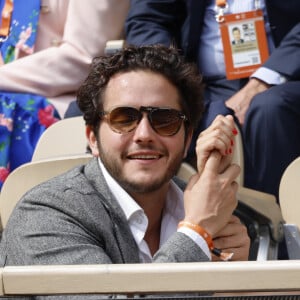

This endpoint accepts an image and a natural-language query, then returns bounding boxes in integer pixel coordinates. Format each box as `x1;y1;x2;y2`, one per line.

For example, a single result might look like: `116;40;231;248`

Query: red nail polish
232;128;238;135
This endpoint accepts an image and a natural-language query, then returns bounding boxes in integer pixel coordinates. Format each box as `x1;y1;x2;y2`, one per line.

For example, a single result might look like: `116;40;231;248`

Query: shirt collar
98;158;142;221
98;158;184;261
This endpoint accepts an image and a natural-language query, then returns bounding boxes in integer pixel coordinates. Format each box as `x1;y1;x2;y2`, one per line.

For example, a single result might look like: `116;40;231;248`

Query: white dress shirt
98;158;211;262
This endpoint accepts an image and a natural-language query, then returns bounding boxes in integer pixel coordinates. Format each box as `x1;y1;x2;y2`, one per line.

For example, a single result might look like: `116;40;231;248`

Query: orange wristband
178;220;234;261
178;221;214;250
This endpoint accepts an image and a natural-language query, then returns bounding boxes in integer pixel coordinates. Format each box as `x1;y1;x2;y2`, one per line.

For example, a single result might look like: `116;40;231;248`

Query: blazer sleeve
263;22;300;79
0;0;130;97
125;0;186;47
153;232;210;263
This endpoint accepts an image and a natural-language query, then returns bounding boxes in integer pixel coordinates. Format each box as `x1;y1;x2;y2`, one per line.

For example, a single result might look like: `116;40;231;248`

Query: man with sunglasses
0;45;249;283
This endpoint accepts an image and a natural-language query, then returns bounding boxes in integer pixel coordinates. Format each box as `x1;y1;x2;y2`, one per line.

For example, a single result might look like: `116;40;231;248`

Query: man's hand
196;115;238;176
225;78;269;125
184;151;240;237
212;215;250;261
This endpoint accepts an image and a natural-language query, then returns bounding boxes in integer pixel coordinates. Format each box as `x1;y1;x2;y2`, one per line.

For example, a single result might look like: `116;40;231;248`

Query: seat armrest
237;187;284;242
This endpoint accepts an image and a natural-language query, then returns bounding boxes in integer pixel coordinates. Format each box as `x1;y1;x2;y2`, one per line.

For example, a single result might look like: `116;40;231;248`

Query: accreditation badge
219;10;269;80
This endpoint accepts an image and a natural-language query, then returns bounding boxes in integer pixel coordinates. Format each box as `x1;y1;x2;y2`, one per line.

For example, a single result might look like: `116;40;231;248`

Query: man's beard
97;141;184;195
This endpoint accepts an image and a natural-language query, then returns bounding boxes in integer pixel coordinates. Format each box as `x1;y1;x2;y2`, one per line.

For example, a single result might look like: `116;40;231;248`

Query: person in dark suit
0;47;250;297
125;0;300;203
231;27;244;45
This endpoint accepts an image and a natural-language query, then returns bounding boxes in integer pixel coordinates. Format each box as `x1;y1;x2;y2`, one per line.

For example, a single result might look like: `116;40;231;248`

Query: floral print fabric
0;92;59;190
0;0;60;190
0;0;40;63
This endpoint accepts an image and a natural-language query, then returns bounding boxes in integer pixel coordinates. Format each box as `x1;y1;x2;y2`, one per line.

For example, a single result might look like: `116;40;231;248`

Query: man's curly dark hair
77;45;204;133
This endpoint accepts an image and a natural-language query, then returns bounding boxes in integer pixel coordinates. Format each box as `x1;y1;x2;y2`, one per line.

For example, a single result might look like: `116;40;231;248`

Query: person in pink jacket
0;0;129;189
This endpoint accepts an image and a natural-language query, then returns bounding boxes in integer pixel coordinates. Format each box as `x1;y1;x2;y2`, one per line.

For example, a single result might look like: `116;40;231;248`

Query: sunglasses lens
151;109;183;136
109;107;140;133
103;106;186;136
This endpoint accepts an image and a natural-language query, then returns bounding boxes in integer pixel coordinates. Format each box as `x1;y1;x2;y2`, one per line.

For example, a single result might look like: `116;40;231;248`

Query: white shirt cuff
178;227;211;260
251;67;287;85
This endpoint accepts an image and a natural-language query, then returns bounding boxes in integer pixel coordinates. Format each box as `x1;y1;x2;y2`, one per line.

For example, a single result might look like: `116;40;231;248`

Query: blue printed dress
0;0;60;190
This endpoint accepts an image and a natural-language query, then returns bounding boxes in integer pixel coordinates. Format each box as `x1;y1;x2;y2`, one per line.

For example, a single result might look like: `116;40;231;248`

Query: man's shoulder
21;159;105;207
5;160;110;232
31;164;91;195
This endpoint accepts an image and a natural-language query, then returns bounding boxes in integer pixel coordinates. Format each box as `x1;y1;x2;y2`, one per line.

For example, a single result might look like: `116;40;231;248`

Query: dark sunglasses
100;106;188;136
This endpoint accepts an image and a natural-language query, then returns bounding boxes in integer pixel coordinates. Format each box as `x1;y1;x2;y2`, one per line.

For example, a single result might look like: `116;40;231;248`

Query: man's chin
119;176;167;194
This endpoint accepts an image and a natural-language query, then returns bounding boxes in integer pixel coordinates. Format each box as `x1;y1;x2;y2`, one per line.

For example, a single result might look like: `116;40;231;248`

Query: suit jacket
263;22;300;79
0;0;130;117
125;0;300;79
0;158;208;268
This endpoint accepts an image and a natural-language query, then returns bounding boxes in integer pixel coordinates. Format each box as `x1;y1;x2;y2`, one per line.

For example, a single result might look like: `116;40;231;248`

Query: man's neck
132;185;169;255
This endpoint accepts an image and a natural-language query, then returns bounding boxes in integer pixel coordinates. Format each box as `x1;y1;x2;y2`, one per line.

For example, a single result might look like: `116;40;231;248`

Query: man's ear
86;125;99;156
183;127;193;159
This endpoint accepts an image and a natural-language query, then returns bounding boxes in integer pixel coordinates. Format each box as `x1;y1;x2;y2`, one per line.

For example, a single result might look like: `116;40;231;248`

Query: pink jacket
0;0;130;117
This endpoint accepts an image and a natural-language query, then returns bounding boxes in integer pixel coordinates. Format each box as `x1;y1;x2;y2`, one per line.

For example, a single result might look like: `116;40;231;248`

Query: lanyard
0;0;13;37
215;0;261;22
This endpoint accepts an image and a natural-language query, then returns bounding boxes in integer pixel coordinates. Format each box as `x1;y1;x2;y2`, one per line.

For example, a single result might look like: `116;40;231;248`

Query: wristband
178;220;234;261
178;221;214;250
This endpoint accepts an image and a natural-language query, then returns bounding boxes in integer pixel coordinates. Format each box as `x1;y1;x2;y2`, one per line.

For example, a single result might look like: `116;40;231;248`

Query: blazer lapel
84;158;140;263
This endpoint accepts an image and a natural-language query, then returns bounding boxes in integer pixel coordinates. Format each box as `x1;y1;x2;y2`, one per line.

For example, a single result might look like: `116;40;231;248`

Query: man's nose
132;114;156;141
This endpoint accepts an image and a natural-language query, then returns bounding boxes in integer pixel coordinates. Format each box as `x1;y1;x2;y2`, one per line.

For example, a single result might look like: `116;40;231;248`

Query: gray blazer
0;158;208;269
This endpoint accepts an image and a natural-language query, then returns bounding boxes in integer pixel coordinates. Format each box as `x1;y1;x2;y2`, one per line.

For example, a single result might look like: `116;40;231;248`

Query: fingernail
232;128;238;135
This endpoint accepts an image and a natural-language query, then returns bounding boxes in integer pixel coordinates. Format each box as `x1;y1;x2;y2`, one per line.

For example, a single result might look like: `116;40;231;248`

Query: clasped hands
183;115;250;261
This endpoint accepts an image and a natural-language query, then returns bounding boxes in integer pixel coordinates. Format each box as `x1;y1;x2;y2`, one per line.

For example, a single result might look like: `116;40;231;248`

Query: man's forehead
105;70;177;93
103;70;181;108
108;70;164;83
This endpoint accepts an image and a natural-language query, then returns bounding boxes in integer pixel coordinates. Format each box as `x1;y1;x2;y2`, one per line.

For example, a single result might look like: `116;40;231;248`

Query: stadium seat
32;116;88;161
279;156;300;259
